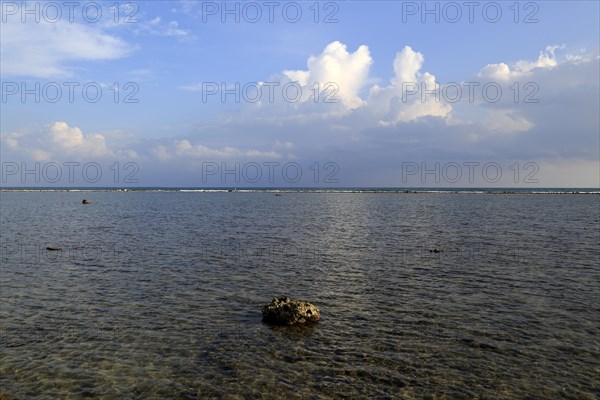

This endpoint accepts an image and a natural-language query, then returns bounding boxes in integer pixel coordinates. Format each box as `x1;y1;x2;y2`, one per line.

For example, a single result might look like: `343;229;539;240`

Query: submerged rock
262;296;320;325
82;199;92;204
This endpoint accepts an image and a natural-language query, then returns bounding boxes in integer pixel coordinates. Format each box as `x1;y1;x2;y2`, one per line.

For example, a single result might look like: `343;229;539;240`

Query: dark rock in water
262;296;320;325
82;199;92;204
46;247;62;251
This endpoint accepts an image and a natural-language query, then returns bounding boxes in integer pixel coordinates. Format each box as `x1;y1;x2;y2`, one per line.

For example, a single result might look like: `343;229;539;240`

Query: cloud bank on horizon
1;1;598;187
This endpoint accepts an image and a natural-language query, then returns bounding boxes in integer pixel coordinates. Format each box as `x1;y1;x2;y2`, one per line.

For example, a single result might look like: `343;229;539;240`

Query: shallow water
1;192;599;399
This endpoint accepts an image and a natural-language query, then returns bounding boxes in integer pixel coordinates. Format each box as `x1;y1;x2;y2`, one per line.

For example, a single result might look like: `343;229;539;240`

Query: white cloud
2;43;597;187
189;41;375;116
283;41;372;110
481;109;534;134
0;122;138;161
203;42;451;124
392;45;425;85
366;46;452;124
1;131;24;150
49;122;86;149
1;19;131;78
479;45;564;81
153;139;283;162
47;122;113;158
182;42;593;137
132;17;192;41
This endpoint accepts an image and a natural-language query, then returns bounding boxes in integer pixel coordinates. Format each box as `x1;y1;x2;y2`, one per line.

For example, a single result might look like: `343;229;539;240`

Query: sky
1;0;599;187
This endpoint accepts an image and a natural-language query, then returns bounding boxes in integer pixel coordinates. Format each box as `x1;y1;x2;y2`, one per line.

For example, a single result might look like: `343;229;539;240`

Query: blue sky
1;0;599;187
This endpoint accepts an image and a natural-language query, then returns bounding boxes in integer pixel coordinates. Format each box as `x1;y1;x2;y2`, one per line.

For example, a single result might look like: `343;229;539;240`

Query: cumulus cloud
369;46;453;124
478;45;564;81
178;42;596;142
179;42;597;185
48;122;112;157
197;42;451;124
248;43;452;124
0;122;137;161
3;42;598;187
392;45;425;85
178;42;374;119
283;41;372;109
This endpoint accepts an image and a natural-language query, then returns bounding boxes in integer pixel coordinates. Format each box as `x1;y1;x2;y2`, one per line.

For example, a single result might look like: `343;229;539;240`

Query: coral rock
262;296;320;325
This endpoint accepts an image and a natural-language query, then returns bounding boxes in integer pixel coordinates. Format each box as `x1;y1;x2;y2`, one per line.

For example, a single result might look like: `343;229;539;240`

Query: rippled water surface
1;192;599;399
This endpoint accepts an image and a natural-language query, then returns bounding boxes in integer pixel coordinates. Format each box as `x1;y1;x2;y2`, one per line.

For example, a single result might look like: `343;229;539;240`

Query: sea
1;189;599;399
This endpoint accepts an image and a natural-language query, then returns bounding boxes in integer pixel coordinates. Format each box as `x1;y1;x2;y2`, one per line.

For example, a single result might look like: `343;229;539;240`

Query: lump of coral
262;296;320;325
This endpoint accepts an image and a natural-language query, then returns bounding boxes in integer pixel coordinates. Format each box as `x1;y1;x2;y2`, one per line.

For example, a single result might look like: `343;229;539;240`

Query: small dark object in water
46;247;62;251
275;194;282;196
82;199;92;204
429;248;442;253
262;296;320;325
